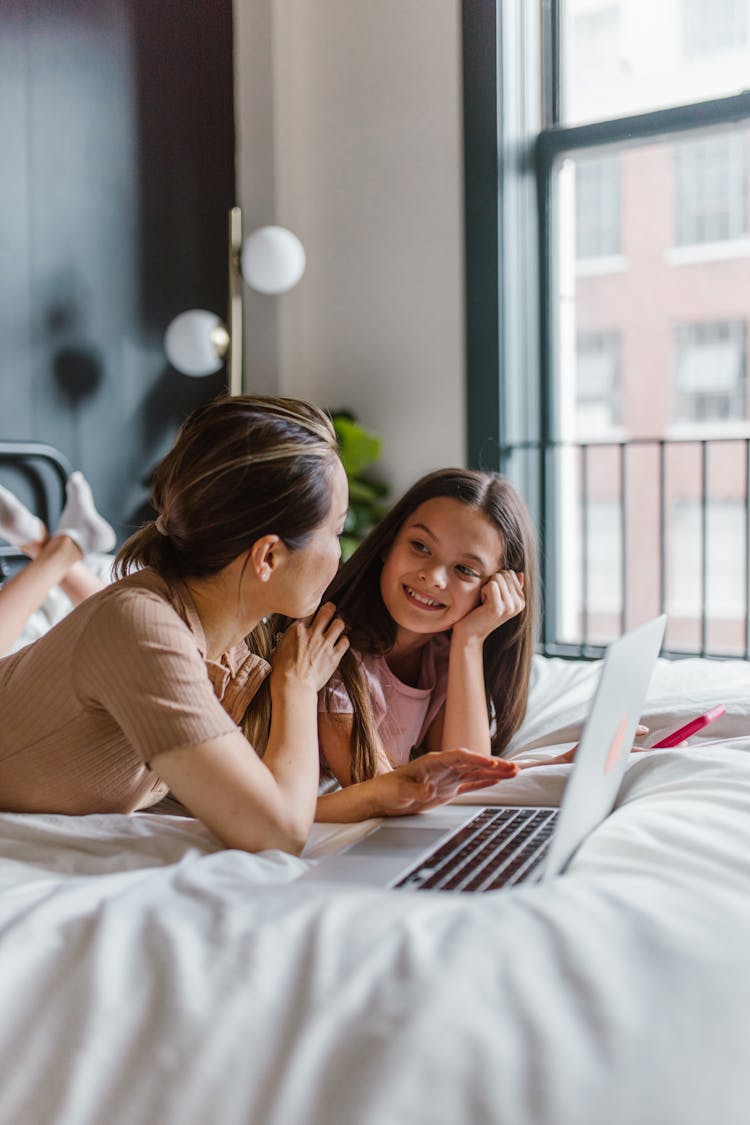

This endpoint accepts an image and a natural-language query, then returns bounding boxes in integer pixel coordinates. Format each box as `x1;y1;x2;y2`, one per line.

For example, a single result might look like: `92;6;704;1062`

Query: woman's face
380;496;505;640
273;457;349;619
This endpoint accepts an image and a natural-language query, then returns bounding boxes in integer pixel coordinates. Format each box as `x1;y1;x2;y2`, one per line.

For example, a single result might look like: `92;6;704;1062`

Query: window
675;132;748;246
575;155;620;259
576;331;621;432
682;0;749;57
562;0;750;125
675;321;746;422
463;1;750;656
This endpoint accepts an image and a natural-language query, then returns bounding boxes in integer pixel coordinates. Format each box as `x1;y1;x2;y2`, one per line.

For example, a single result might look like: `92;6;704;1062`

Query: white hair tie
155;514;169;537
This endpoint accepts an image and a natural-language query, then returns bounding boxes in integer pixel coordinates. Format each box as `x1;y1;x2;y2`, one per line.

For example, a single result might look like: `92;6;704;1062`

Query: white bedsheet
0;654;748;1124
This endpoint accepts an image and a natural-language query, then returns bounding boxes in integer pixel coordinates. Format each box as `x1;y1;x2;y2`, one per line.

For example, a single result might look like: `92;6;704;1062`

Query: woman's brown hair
322;468;538;782
115;393;339;749
116;394;338;580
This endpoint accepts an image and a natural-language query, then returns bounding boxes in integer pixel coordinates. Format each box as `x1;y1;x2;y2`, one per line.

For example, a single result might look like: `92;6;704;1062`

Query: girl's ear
248;535;284;582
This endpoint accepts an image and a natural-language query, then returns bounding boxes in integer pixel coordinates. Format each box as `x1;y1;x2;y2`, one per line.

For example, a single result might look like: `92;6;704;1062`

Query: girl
0;472;115;655
0;399;514;854
315;468;536;821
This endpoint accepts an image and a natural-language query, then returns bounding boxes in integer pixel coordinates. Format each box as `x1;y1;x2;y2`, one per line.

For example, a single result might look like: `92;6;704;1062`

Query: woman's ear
248;535;284;582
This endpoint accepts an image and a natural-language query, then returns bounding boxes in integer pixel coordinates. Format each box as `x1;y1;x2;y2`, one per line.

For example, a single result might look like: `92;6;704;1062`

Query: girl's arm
437;570;526;757
440;635;492;755
318;711;392;788
316;750;518;822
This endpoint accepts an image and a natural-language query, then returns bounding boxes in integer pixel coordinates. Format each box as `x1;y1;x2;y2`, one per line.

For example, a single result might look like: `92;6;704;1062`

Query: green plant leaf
333;415;382;478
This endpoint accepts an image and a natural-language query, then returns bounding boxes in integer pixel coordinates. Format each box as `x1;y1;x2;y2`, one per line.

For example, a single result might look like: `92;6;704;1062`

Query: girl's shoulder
318;648;389;717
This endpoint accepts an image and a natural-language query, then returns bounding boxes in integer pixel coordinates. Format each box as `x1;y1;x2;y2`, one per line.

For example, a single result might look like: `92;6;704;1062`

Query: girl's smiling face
379;496;505;640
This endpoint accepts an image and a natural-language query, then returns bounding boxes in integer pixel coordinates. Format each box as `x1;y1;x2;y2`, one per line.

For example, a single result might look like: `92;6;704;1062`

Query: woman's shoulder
80;569;196;645
90;568;176;613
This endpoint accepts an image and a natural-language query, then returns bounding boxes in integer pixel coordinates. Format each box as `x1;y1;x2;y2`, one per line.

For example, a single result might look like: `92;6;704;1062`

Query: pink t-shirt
319;635;450;766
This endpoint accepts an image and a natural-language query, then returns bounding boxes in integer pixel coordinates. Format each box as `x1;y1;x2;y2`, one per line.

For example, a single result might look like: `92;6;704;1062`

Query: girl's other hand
521;723;652;768
453;570;525;645
372;749;518;816
271;602;349;694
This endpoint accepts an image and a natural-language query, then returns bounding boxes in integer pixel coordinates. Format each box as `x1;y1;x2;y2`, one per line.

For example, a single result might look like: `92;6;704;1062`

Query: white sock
56;472;116;555
0;485;45;548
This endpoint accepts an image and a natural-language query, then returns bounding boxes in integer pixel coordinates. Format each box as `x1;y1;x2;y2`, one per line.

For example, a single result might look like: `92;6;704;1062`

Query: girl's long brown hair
115;394;339;750
323;468;538;782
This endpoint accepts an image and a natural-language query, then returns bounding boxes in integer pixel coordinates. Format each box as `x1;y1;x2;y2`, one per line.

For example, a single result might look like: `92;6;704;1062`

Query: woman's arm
151;686;319;854
153;605;348;854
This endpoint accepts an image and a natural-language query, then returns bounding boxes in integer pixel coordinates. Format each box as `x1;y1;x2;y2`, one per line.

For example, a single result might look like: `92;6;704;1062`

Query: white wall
234;0;466;498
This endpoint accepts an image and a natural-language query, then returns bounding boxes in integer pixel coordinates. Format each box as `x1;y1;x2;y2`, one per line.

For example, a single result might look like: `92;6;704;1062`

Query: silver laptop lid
540;614;666;880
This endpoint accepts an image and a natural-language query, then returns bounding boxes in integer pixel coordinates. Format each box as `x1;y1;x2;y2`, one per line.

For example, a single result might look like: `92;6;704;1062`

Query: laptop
302;614;667;893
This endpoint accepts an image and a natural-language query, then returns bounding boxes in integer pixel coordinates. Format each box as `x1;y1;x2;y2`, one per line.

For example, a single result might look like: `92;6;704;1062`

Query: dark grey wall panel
0;0;234;540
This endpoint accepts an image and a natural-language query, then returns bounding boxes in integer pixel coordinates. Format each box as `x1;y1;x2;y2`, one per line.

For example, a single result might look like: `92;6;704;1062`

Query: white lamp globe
163;309;228;377
241;225;306;295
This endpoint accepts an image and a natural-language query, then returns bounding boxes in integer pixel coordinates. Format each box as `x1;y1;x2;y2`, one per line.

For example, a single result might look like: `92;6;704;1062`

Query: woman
0;396;513;854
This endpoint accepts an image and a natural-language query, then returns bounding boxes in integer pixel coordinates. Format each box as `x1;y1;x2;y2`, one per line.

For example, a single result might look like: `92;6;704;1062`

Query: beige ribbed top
0;568;270;815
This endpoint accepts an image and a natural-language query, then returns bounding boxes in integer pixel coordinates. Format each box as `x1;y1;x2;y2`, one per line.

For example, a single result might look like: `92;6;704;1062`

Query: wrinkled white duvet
0;654;748;1125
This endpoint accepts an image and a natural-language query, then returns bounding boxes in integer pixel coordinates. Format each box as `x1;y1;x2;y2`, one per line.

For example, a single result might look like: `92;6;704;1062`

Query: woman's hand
271;602;349;695
371;750;518;816
452;570;525;646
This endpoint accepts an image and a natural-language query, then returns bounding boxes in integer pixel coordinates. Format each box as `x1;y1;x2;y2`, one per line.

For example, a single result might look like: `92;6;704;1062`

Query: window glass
674;133;748;246
558;133;750;445
562;0;750;125
576;331;621;432
668;496;748;655
682;0;749;57
575;156;620;259
554;134;750;649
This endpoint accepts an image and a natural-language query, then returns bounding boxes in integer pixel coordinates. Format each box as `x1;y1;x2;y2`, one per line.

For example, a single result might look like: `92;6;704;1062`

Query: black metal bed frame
0;441;71;579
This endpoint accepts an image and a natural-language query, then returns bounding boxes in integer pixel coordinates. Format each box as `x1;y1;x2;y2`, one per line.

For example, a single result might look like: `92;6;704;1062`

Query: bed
0;449;749;1125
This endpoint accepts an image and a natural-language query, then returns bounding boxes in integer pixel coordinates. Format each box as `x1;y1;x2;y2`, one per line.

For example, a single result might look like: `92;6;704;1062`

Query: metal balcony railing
498;436;750;661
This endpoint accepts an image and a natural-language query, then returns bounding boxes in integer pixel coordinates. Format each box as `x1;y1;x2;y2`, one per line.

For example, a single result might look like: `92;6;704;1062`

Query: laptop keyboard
393;807;557;893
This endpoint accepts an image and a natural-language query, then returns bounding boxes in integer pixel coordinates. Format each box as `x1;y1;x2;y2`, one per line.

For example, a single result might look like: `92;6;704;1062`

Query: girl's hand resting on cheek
271;602;349;694
371;750;518;816
453;571;525;645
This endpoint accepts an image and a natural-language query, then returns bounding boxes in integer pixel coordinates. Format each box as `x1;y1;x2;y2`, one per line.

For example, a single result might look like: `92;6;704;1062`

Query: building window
675;320;746;422
576;331;621;433
575;154;620;259
675;132;748;246
682;0;749;57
